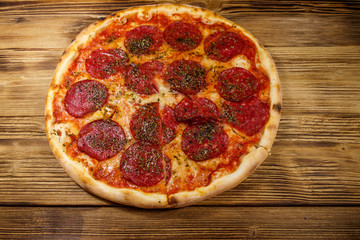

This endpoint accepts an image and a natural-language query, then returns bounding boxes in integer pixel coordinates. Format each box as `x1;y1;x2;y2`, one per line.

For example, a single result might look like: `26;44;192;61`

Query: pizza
45;4;281;208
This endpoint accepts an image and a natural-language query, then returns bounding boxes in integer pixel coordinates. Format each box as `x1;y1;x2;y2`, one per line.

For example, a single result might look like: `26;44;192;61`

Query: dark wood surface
0;0;359;239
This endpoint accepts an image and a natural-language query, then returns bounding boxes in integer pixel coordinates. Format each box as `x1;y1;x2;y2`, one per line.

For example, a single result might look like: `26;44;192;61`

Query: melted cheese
49;9;271;194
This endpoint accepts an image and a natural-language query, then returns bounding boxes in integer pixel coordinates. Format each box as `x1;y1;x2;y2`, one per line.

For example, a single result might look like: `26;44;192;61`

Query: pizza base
45;4;281;208
47;126;268;208
168;147;268;207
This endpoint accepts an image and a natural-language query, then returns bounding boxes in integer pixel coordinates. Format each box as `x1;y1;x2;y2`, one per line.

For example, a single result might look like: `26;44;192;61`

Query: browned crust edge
168;147;268;207
45;3;281;208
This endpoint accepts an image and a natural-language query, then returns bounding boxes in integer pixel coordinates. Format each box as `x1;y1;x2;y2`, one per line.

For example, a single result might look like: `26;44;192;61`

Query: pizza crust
168;147;268;207
46;117;169;208
258;46;282;151
45;4;281;208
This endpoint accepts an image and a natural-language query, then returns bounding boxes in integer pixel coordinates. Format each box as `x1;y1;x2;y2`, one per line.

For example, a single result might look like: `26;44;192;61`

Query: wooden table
1;0;359;239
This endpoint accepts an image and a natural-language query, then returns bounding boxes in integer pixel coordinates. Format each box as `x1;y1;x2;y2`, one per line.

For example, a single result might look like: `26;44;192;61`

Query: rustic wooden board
0;206;359;239
1;138;360;206
0;46;359;205
0;0;359;238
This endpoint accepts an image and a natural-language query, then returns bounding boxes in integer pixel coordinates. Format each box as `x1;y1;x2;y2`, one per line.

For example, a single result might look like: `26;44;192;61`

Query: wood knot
16;17;26;23
247;225;261;239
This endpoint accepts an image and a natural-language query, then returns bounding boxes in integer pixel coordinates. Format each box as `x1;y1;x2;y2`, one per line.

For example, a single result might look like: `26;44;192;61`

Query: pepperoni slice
130;103;176;145
77;119;127;161
163;21;202;51
161;105;178;130
130;103;161;143
125;25;164;55
85;48;128;79
216;67;259;102
164;60;206;95
204;31;244;62
64;80;108;118
181;122;228;161
161;106;177;145
222;96;269;136
120;142;164;187
164;155;172;183
125;60;163;95
174;97;219;123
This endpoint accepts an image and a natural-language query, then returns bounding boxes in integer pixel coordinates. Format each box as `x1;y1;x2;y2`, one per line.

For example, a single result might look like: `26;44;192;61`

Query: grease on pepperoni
182;122;228;161
216;67;259;102
77;119;127;161
204;31;244;62
222;96;269;136
120;142;164;187
164;60;206;95
64;80;108;118
85;48;128;79
163;21;202;51
125;60;163;95
125;25;164;55
174;97;219;123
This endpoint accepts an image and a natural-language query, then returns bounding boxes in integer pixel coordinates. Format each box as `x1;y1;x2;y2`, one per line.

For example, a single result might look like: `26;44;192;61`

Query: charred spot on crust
168;195;178;206
99;17;106;21
272;103;281;113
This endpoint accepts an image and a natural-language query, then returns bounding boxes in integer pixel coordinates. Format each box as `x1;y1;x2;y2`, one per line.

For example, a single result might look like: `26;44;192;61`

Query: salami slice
130;103;161;143
222;96;269;136
164;60;206;95
163;21;202;51
164;155;172;184
216;67;259;102
85;48;128;79
204;31;244;62
120;142;164;187
130;103;176;145
161;105;178;130
125;60;163;95
174;97;219;123
64;80;108;118
161;106;177;145
77;119;127;161
125;25;164;55
181;122;228;161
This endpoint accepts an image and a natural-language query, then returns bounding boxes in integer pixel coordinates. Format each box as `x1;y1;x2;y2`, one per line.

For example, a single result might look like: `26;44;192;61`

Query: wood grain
0;206;359;239
1;46;359;115
0;0;359;238
0;138;359;206
0;0;359;206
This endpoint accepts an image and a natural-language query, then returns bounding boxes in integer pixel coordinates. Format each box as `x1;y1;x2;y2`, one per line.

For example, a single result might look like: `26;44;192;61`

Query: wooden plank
0;110;359;143
0;2;359;49
1;0;359;15
0;138;359;206
0;116;45;139
0;46;359;116
0;206;359;239
0;0;359;206
0;1;359;239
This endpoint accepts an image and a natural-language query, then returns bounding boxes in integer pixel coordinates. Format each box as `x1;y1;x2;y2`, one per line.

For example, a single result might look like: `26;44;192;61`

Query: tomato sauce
53;11;271;195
